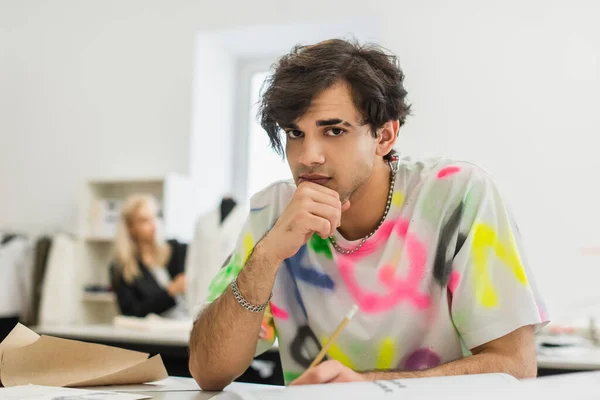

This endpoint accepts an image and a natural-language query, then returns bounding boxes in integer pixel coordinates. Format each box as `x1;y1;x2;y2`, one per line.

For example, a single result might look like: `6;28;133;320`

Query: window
246;71;293;198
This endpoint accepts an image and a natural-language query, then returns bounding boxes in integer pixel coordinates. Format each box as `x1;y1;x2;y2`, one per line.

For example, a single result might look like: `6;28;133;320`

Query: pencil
308;305;359;369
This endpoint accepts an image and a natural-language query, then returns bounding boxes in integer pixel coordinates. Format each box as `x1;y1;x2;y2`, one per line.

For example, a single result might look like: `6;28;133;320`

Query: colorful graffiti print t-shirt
204;157;549;384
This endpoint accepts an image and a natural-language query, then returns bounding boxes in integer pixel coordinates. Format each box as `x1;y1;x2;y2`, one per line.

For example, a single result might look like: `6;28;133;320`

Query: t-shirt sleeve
449;168;549;350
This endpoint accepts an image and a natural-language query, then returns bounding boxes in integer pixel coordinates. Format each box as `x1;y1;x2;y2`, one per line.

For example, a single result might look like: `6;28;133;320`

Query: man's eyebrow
281;123;299;130
316;118;353;127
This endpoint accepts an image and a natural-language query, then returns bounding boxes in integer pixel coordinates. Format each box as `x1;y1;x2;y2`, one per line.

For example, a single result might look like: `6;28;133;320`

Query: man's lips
299;175;332;185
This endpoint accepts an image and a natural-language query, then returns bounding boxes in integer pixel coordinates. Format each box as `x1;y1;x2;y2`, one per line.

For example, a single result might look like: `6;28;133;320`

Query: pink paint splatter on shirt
437;166;461;179
270;303;289;320
448;270;461;293
538;302;549;322
343;220;395;260
338;258;430;313
378;264;396;283
337;218;431;313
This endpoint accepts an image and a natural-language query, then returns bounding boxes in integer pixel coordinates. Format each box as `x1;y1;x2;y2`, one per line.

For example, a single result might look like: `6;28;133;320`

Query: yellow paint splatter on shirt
321;337;356;369
376;338;396;370
472;223;528;308
243;232;254;263
392;192;405;208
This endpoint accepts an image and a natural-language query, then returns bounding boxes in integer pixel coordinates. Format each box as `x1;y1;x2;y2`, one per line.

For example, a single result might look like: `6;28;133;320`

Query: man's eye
325;128;346;136
286;130;304;139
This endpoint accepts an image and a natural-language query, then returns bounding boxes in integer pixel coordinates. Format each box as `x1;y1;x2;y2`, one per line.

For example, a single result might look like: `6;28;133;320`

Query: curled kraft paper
0;323;168;387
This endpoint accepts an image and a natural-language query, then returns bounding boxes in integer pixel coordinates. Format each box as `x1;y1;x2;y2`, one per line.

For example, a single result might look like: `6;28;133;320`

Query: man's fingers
289;371;313;385
327;369;360;383
306;203;341;236
297;181;340;201
290;361;344;385
304;214;332;239
341;200;351;212
297;184;342;210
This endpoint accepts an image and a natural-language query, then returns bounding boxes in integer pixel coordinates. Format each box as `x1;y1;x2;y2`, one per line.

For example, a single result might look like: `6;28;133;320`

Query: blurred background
0;0;599;383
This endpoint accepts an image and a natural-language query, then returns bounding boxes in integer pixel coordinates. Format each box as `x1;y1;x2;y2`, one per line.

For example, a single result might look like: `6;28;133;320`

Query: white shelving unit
75;174;195;324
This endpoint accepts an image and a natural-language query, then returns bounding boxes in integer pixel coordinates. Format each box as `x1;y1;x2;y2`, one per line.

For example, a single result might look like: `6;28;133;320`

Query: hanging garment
38;234;80;325
26;236;52;326
185;201;248;317
0;234;34;320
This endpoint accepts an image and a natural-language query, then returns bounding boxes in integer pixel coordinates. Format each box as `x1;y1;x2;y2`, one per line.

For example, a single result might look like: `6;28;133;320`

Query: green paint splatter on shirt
308;234;333;260
283;371;303;385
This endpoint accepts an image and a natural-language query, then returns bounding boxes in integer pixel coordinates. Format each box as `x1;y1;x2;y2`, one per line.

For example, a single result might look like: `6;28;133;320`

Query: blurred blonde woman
110;194;188;319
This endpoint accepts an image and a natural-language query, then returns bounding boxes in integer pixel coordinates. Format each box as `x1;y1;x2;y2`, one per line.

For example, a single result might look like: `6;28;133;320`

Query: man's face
283;81;379;202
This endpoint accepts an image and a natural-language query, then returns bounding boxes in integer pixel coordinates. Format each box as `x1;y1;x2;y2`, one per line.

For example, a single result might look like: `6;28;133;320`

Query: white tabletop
32;324;281;352
76;373;600;399
35;326;600;371
537;347;600;370
0;378;280;400
33;324;191;346
93;377;282;400
537;335;600;370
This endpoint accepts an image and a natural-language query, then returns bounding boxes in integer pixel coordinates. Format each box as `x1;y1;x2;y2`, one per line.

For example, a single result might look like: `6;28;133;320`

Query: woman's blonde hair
113;194;171;283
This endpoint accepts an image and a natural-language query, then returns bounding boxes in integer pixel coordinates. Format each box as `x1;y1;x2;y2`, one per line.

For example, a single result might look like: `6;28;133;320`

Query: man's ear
375;120;399;157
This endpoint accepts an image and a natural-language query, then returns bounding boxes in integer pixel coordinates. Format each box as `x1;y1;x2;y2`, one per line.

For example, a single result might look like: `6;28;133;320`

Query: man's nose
298;136;325;167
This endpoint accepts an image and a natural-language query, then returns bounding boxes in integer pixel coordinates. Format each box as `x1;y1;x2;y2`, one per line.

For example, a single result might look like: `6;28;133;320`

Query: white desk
39;326;600;373
33;324;191;346
537;335;600;371
32;324;280;349
0;378;279;400
94;377;281;400
537;347;600;370
75;373;600;399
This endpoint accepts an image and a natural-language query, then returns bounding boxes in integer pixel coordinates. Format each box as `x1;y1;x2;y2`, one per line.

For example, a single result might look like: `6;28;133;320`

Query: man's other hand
290;360;364;385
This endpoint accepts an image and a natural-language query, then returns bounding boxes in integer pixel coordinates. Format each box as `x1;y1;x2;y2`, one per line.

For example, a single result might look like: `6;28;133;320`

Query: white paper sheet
213;373;518;400
215;378;600;400
0;384;150;400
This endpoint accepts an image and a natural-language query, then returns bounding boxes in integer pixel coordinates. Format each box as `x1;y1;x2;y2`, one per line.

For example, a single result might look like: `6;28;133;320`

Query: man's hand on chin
290;360;365;385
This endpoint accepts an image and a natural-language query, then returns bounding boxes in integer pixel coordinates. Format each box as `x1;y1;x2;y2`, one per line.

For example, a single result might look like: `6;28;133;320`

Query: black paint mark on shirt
433;202;464;287
290;325;324;369
455;233;468;258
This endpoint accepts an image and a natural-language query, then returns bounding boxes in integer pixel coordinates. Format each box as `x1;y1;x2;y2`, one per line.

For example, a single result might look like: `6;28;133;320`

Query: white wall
389;1;600;319
1;0;599;318
0;1;194;233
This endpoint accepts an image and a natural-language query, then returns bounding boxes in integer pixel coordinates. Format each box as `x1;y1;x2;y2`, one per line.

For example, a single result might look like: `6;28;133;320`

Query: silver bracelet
231;276;272;313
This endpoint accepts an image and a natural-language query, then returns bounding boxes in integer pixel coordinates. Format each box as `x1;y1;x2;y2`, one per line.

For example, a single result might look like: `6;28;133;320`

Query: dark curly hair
258;38;411;161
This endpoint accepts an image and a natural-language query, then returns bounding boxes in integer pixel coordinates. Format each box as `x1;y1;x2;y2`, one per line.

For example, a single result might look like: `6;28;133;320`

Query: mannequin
220;197;237;224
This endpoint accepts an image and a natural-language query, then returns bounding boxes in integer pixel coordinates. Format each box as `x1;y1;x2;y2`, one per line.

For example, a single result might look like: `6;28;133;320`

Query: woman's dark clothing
111;239;187;318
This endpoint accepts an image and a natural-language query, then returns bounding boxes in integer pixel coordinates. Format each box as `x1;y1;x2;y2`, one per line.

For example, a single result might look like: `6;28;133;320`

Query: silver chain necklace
329;163;397;255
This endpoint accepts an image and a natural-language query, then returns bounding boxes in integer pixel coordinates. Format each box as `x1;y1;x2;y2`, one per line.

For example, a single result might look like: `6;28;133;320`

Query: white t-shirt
205;157;549;384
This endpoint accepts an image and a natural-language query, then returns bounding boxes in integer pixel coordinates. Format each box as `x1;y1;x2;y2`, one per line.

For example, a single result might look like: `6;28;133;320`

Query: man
189;39;548;390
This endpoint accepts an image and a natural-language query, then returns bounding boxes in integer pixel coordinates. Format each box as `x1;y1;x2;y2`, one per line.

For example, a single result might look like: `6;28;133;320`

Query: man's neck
338;159;391;241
